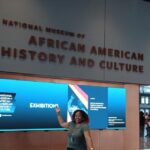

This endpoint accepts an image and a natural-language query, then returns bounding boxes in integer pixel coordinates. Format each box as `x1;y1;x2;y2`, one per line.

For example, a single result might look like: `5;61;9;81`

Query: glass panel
141;97;145;104
140;85;150;94
145;97;149;104
145;109;149;114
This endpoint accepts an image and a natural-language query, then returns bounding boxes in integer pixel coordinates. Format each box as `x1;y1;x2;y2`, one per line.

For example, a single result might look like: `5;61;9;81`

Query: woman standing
55;106;94;150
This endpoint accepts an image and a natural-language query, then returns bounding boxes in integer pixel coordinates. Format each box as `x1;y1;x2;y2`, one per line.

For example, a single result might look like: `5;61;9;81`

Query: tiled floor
140;126;150;150
140;136;150;149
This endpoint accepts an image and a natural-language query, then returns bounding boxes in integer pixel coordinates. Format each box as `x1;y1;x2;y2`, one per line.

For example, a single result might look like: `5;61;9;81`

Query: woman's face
74;111;83;124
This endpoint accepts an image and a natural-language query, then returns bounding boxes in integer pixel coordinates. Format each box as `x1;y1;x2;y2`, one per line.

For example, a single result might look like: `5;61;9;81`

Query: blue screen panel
0;79;68;130
107;87;126;129
0;79;126;131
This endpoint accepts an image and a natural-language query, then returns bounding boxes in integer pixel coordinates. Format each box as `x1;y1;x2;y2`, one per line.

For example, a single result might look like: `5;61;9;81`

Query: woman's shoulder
80;122;89;129
68;121;75;127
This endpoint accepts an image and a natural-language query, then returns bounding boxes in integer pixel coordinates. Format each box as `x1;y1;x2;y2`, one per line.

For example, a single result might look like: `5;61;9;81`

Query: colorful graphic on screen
0;79;126;131
67;85;88;122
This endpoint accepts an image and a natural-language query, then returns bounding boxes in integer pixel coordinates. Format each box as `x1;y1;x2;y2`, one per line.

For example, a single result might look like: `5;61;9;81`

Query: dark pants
140;126;144;137
67;148;75;150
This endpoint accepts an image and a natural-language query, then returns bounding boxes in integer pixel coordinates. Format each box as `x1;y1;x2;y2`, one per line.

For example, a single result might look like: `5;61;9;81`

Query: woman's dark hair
72;109;89;123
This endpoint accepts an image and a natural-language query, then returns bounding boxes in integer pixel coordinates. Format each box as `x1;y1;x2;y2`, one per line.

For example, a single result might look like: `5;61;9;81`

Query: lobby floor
140;126;150;150
140;136;150;149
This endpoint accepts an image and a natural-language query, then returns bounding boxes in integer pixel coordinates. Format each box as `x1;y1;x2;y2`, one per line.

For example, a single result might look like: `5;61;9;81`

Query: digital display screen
0;79;126;131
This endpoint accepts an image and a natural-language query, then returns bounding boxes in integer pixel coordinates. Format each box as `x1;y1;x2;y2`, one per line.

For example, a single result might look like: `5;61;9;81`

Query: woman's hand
55;106;60;114
55;106;69;128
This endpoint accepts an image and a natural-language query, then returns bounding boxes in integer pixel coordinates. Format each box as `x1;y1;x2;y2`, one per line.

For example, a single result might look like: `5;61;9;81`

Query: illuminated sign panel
0;79;126;131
